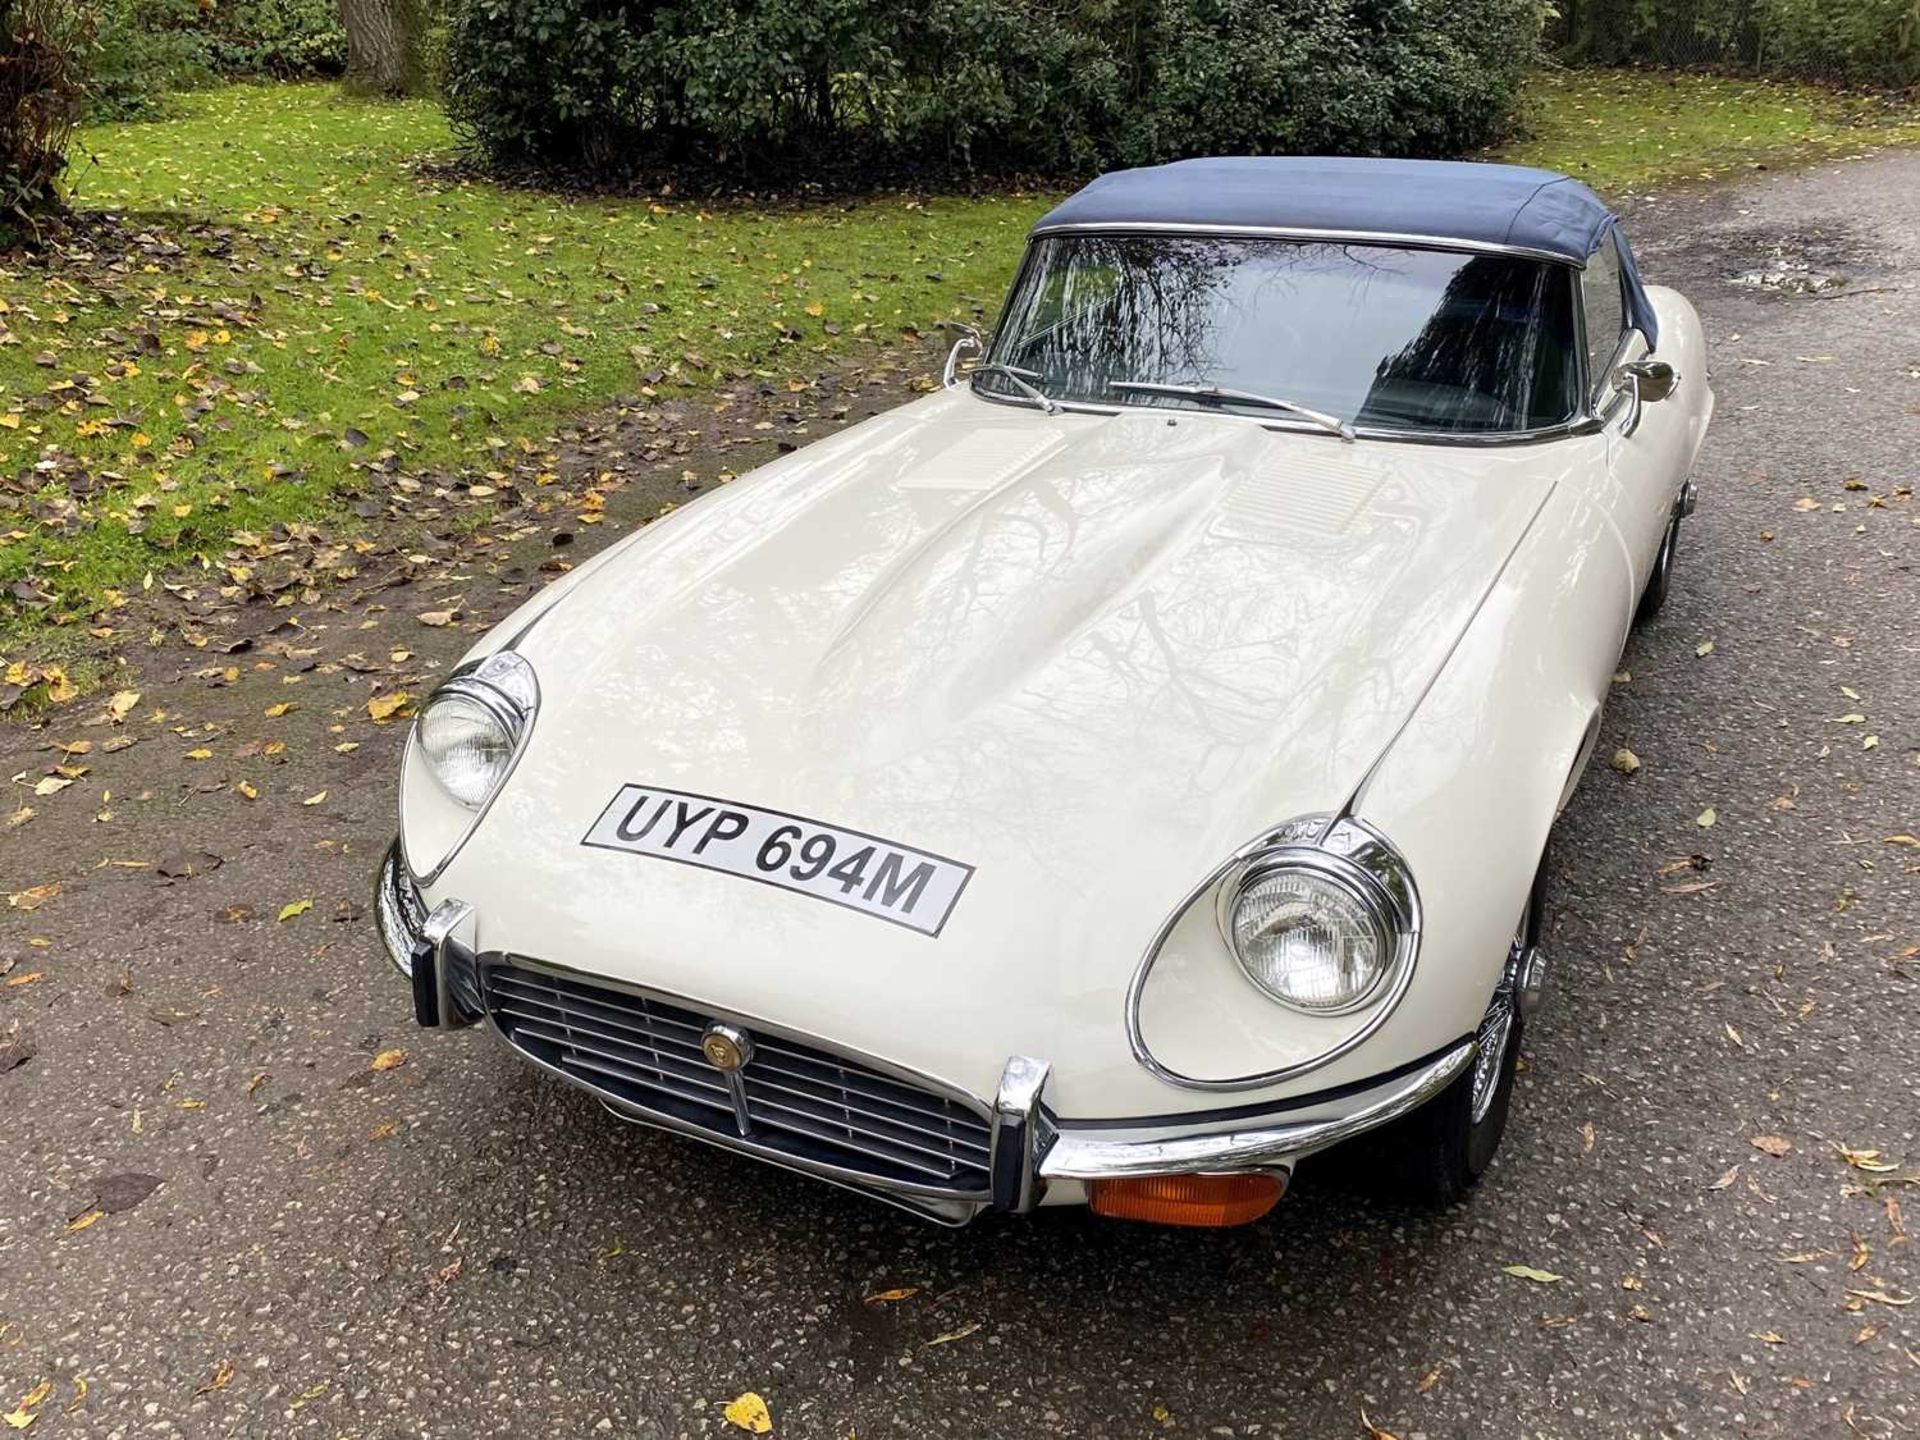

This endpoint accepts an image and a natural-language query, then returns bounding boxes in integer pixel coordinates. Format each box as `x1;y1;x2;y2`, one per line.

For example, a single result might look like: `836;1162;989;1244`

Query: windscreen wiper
973;363;1061;416
1110;381;1354;441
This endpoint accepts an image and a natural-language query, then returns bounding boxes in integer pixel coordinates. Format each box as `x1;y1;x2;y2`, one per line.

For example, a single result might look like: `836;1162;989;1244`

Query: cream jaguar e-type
375;157;1712;1226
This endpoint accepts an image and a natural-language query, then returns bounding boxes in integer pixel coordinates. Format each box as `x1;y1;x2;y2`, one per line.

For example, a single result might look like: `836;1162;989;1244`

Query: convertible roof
1032;156;1614;264
1031;156;1659;343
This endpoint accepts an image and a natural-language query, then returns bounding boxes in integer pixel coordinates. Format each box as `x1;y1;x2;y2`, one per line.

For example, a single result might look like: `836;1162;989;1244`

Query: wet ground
2;150;1917;1438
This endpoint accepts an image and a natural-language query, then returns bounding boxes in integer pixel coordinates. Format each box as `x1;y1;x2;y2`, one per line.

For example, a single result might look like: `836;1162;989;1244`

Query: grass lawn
2;68;1917;669
1505;68;1920;188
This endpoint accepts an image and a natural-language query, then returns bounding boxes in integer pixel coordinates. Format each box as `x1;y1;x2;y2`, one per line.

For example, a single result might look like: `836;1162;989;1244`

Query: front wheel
1364;860;1546;1206
1635;511;1682;626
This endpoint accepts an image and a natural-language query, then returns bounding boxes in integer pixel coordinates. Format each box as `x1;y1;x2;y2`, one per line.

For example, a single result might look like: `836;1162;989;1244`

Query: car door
1584;227;1689;587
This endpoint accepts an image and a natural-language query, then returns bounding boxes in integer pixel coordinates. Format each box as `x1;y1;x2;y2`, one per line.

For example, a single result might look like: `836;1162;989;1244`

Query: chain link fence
1548;0;1920;88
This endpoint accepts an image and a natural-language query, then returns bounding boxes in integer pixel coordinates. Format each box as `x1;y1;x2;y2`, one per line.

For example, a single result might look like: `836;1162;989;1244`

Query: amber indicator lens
1087;1173;1284;1227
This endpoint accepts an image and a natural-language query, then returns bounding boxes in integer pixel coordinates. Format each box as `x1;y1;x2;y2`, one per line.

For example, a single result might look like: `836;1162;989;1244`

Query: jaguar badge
701;1023;753;1072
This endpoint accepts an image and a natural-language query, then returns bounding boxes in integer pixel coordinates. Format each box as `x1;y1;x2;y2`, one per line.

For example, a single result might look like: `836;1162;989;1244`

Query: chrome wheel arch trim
1122;814;1424;1093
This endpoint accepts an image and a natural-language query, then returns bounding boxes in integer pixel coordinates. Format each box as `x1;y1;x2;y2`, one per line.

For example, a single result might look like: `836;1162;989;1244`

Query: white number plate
582;784;974;937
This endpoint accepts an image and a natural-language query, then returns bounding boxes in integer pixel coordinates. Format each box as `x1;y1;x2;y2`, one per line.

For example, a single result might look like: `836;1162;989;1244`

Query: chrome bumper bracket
988;1056;1052;1213
414;898;478;1029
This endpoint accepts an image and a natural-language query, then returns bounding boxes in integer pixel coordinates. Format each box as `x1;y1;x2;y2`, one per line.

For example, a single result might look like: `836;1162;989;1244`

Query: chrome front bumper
376;843;1474;1222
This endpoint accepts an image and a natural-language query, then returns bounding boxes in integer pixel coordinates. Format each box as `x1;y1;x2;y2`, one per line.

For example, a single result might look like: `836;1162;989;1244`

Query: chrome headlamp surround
1124;814;1421;1092
400;650;539;886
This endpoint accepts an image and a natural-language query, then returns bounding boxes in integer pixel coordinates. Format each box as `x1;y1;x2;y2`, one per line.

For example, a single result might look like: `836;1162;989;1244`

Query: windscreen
985;234;1581;435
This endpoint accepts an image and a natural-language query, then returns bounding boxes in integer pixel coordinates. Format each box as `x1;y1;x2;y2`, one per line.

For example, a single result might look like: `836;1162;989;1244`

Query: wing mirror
1615;358;1678;403
940;323;985;388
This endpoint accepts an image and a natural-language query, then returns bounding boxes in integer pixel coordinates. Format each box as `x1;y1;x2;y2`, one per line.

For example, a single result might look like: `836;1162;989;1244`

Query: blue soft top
1034;156;1658;342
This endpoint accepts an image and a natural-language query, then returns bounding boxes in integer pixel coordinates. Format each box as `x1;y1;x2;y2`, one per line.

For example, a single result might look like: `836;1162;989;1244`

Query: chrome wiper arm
973;363;1061;416
1110;381;1354;441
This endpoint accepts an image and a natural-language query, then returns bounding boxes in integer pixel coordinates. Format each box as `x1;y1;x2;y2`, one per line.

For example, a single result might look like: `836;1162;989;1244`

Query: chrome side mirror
1615;358;1678;403
940;324;985;388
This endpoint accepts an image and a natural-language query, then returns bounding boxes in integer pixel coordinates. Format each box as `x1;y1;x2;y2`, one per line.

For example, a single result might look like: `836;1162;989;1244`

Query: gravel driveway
2;148;1916;1440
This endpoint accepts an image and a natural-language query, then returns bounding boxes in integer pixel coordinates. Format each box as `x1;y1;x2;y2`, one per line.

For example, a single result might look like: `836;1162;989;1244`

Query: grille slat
482;962;991;1195
562;1052;741;1118
499;1015;733;1096
745;1105;977;1182
491;1006;710;1075
744;1091;990;1174
741;1068;992;1156
751;1040;974;1111
490;975;709;1042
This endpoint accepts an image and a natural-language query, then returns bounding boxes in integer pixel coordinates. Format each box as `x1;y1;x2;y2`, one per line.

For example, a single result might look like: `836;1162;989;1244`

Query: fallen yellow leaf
7;884;60;912
302;791;327;806
367;691;412;723
264;702;296;718
722;1392;773;1434
1502;1264;1562;1283
925;1321;982;1345
2;1377;52;1431
370;1048;408;1072
1847;1288;1913;1308
277;898;313;922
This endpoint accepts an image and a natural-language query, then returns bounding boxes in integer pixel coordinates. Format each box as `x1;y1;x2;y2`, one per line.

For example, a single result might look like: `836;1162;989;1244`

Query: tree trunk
338;0;429;98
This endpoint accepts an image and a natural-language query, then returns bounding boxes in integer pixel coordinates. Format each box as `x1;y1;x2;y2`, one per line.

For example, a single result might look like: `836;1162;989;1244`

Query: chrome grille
482;962;992;1194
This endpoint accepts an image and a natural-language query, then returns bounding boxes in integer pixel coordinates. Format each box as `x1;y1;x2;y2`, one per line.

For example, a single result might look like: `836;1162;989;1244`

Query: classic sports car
376;157;1713;1227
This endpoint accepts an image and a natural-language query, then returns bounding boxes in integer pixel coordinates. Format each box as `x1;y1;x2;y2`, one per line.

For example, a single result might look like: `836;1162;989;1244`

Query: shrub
1;0;94;228
90;0;347;118
1552;0;1920;87
443;0;1541;182
1102;0;1540;164
1760;0;1920;86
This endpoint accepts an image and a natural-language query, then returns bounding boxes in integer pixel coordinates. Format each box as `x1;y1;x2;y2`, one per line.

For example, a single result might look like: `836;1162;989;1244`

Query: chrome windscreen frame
971;223;1604;449
1122;814;1423;1093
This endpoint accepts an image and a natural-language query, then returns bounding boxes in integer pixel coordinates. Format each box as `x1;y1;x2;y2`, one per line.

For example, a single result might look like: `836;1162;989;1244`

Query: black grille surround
480;960;994;1202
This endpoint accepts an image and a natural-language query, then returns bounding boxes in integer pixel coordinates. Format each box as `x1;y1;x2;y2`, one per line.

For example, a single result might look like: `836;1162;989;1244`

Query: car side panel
1347;438;1631;1050
1611;285;1714;586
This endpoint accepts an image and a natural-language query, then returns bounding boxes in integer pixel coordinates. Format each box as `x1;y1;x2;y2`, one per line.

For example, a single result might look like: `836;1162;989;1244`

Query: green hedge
1554;0;1920;87
444;0;1541;179
91;0;346;118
